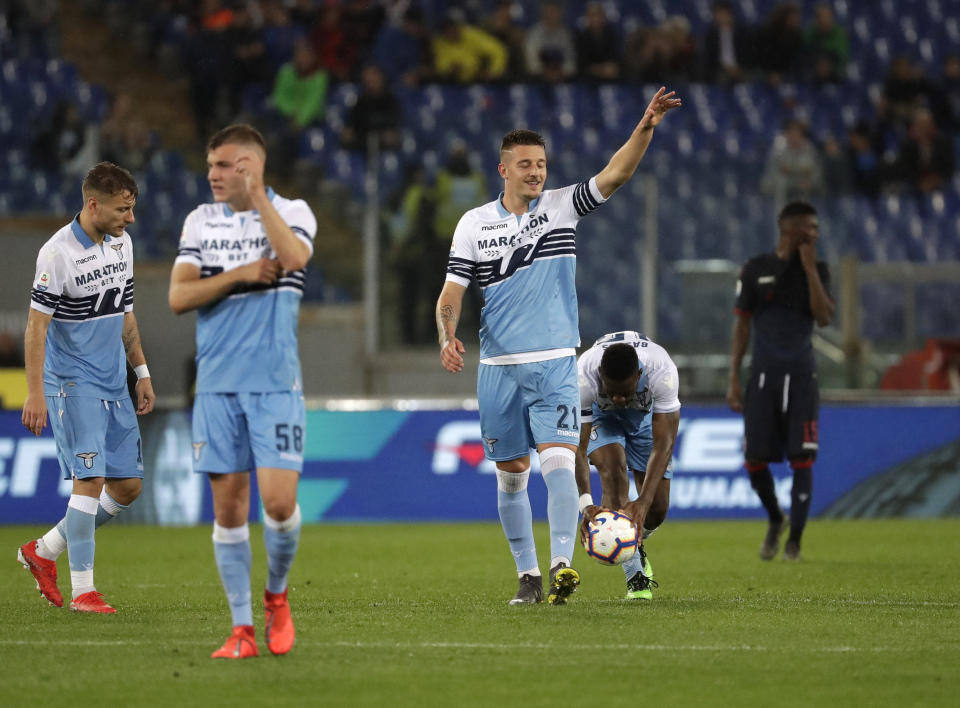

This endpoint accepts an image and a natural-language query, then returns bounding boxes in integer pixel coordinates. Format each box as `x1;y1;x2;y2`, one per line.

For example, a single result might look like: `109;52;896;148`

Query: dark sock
748;465;783;523
788;465;813;544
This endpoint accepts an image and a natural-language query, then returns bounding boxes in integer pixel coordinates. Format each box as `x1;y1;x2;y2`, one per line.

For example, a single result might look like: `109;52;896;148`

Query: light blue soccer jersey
174;189;317;393
445;178;606;362
30;217;134;399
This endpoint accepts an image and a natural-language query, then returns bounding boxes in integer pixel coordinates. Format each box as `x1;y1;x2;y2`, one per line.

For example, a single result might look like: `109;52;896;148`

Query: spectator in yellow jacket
432;9;508;82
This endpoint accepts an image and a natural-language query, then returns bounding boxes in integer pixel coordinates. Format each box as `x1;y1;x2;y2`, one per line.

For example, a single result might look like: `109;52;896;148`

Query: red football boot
69;591;116;614
211;625;258;659
17;540;63;608
264;589;295;656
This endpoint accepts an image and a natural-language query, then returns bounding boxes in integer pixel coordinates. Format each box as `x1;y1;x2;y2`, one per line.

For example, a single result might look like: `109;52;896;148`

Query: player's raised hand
135;377;155;415
21;393;47;436
440;337;466;373
639;87;682;129
239;258;283;285
234;149;266;197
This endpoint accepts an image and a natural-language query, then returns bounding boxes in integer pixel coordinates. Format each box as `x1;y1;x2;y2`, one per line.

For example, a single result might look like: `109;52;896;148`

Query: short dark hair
500;129;546;156
599;343;640;381
207;123;267;154
778;201;817;223
82;162;138;200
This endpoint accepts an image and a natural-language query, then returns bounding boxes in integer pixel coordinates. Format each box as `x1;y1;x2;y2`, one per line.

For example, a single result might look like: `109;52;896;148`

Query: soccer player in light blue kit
170;125;316;659
575;332;681;601
436;88;681;605
18;162;155;614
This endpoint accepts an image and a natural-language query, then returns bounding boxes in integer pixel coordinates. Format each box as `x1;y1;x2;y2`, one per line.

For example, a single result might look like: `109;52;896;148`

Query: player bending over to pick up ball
576;331;681;600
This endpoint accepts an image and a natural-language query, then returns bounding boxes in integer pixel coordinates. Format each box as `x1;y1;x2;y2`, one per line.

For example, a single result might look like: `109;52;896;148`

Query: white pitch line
657;597;960;608
0;639;920;653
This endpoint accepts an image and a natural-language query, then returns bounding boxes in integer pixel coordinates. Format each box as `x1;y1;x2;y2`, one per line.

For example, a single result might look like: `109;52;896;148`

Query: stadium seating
2;0;959;321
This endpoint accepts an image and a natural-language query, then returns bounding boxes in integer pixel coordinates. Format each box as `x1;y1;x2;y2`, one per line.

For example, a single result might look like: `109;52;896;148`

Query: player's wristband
134;365;150;380
578;494;594;514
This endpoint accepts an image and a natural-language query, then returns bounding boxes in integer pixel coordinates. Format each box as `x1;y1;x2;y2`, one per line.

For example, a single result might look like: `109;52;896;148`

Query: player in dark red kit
726;201;834;561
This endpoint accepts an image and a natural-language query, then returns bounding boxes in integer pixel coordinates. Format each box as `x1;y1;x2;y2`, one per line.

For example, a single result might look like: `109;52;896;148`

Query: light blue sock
47;491;129;561
263;505;302;594
65;494;99;597
622;551;644;580
57;504;127;538
540;448;579;567
213;523;253;627
95;489;129;527
65;499;96;573
496;469;538;573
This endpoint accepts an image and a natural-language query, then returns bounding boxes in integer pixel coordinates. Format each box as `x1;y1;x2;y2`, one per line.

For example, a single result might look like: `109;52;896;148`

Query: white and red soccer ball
582;509;639;565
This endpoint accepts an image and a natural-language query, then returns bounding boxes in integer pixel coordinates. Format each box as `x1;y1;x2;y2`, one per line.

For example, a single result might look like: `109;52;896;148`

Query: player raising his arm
169;124;316;658
436;87;681;605
575;332;681;600
18;162;155;613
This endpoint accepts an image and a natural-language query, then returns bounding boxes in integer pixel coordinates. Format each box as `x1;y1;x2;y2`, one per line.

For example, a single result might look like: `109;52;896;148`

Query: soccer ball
582;509;639;565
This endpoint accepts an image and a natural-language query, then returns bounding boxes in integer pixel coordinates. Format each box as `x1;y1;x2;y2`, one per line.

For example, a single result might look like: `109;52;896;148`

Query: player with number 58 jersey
170;124;316;659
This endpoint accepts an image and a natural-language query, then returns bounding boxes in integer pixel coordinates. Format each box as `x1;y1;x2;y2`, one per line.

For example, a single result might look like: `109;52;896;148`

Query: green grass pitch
1;519;958;707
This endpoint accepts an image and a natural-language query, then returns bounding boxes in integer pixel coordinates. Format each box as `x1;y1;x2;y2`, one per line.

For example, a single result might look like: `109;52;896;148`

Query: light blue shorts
477;356;581;461
191;391;306;474
587;410;673;480
47;395;143;481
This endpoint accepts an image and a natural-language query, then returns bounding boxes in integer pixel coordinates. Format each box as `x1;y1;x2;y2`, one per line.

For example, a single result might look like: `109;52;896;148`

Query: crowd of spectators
147;0;857;100
26;91;162;184
105;1;952;196
8;0;960;204
119;0;861;148
764;51;959;203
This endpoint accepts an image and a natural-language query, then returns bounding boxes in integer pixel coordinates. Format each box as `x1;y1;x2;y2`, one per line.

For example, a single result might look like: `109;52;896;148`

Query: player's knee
594;465;628;507
72;477;105;500
262;496;297;523
593;458;618;477
496;459;529;474
106;478;142;506
646;503;668;529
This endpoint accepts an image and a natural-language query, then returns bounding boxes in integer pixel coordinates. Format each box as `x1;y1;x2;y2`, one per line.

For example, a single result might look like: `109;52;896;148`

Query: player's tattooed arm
122;312;147;367
123;312;155;414
436;281;467;373
122;322;140;355
437;304;458;344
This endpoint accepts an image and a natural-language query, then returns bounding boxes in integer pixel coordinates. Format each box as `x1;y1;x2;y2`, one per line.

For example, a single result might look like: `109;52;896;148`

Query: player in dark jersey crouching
726;201;834;561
